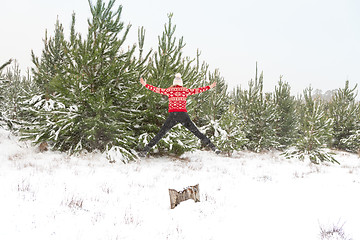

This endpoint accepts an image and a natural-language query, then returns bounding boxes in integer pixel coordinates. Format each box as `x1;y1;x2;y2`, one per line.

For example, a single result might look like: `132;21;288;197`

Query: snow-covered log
169;184;200;209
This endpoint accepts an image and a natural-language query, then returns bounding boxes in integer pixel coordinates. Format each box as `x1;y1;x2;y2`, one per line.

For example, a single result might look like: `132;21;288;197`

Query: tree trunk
168;184;200;209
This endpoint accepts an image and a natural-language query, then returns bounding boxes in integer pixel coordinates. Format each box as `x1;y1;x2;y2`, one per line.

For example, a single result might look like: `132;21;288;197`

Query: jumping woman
139;73;220;157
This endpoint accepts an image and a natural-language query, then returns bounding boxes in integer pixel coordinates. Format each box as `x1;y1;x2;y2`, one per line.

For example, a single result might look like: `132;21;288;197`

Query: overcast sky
1;0;360;96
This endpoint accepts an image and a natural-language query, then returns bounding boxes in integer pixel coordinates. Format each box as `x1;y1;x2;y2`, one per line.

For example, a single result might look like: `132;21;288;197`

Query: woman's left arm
187;82;216;96
209;82;217;89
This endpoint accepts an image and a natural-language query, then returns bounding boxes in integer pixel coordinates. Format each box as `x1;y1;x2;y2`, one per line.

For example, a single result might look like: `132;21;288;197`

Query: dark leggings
145;112;214;149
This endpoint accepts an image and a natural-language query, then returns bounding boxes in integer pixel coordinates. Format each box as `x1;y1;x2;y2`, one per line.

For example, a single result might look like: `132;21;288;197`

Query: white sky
1;0;360;96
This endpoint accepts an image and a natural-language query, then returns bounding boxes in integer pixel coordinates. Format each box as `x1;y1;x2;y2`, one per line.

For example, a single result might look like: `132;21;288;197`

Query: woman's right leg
140;113;178;155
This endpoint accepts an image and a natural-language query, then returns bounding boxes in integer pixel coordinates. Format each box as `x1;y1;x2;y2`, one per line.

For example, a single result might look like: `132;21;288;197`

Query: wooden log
169;184;200;209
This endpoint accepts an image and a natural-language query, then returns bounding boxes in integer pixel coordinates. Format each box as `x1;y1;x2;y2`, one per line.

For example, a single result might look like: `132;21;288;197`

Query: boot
138;146;150;157
208;142;221;154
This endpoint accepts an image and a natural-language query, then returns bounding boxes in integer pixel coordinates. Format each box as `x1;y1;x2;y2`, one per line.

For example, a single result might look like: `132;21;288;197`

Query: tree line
1;0;359;163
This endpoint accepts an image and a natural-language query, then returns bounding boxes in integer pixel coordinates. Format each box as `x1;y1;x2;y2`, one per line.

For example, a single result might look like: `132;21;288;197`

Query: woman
139;73;220;157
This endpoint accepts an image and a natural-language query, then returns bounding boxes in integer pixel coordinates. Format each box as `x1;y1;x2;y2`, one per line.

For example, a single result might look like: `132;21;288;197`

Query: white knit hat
173;73;183;86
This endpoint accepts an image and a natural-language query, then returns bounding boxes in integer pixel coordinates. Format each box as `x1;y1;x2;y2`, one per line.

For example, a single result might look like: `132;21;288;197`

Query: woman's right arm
140;77;146;86
140;78;168;95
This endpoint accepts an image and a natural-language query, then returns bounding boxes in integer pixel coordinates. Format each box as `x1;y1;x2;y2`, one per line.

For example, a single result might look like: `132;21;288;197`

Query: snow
1;128;359;240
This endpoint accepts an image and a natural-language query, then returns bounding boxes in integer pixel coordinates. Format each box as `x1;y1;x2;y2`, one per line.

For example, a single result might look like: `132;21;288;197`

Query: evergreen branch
0;59;12;72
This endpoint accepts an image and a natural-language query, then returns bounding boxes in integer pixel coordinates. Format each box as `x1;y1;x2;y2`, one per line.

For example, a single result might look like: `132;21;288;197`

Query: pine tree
329;80;359;152
195;70;242;155
185;51;210;126
31;18;67;98
0;59;13;128
194;69;230;150
194;69;228;124
136;14;217;156
0;60;13;109
272;76;297;148
0;60;33;131
232;64;278;152
24;0;148;162
16;70;40;129
337;98;360;154
340;128;360;154
212;104;247;156
286;87;338;164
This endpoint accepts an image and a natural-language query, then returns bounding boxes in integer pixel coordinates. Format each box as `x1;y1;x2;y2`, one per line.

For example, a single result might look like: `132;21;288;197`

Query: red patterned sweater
145;84;211;112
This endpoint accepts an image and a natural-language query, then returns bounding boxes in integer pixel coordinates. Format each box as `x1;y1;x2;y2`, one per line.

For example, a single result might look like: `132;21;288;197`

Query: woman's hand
210;82;217;89
140;77;146;86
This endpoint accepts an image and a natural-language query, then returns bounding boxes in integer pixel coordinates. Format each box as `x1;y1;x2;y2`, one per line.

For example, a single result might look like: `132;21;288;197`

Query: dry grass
62;195;84;209
319;221;352;240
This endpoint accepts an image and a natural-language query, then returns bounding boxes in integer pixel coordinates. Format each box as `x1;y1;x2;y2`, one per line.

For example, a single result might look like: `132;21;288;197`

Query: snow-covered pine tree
21;16;70;145
136;14;213;156
186;51;210;127
194;69;228;125
196;69;232;149
329;80;359;152
272;77;297;148
344;101;360;153
286;87;338;164
31;18;67;99
212;104;247;156
232;64;279;152
340;128;360;154
0;59;12;128
15;70;39;130
2;62;23;130
25;0;148;162
0;60;33;131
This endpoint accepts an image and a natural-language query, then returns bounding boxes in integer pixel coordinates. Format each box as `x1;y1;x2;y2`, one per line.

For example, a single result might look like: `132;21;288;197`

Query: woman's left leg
179;113;218;152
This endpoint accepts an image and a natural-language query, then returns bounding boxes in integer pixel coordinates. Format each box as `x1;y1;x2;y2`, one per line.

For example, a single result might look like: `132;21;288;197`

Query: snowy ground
0;128;359;240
